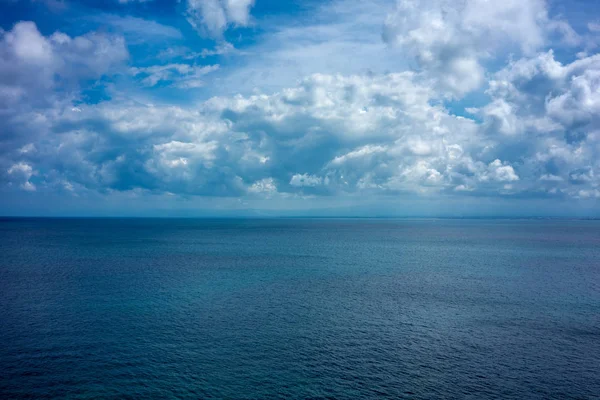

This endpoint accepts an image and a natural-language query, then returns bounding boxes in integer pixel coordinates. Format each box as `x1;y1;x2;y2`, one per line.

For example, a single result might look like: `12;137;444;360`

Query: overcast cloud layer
1;0;600;216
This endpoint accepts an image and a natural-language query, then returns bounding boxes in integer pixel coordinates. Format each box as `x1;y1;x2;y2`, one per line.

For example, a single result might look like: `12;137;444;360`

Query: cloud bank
1;0;600;215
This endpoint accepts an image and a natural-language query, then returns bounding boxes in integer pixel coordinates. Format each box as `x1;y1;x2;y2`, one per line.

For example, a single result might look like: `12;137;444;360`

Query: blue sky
1;0;600;216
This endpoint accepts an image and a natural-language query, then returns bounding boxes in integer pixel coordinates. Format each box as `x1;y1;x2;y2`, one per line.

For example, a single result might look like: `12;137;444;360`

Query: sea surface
1;218;599;399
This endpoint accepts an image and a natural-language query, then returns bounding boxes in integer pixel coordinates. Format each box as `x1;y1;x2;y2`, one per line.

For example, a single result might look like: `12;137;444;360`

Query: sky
1;0;600;217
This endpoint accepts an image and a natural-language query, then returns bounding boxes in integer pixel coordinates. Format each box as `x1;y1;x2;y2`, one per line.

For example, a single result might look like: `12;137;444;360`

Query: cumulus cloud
382;0;578;96
248;177;277;195
0;21;128;191
7;162;36;191
485;160;520;182
0;71;519;198
290;173;323;187
473;50;600;198
186;0;255;38
58;53;600;201
0;21;128;107
1;1;600;214
3;51;599;201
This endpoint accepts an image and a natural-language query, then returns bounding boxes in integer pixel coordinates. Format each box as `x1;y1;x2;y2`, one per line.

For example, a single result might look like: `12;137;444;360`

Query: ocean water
1;218;599;399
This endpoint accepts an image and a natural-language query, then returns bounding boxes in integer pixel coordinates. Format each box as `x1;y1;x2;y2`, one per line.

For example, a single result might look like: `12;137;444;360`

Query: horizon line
2;215;600;220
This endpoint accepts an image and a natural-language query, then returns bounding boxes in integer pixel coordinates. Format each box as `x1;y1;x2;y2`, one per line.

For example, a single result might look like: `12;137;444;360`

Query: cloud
0;71;521;198
474;50;600;198
0;21;128;190
7;162;36;191
158;42;236;61
215;0;399;95
7;56;597;202
1;1;600;215
130;63;219;87
290;173;323;187
485;160;520;182
382;0;578;97
186;0;255;38
248;177;277;195
0;83;594;202
0;21;128;107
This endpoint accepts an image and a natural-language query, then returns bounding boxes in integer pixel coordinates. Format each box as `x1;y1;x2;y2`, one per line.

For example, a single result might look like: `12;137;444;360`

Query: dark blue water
1;218;599;399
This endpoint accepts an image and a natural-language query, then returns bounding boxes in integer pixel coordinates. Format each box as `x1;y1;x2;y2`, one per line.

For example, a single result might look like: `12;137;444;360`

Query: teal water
1;218;599;399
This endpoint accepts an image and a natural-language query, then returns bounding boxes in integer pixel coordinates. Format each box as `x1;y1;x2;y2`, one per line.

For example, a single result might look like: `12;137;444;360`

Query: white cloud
2;62;600;200
0;21;129;185
186;0;255;38
290;173;323;187
476;49;600;198
211;0;403;95
223;0;255;25
382;0;577;96
249;177;277;195
1;2;600;210
157;43;236;61
7;162;36;191
547;68;600;127
0;72;494;197
486;160;520;182
329;145;388;166
130;63;219;87
0;21;128;106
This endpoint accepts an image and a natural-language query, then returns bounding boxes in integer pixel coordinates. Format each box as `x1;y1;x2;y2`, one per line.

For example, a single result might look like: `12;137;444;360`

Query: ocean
1;218;599;399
